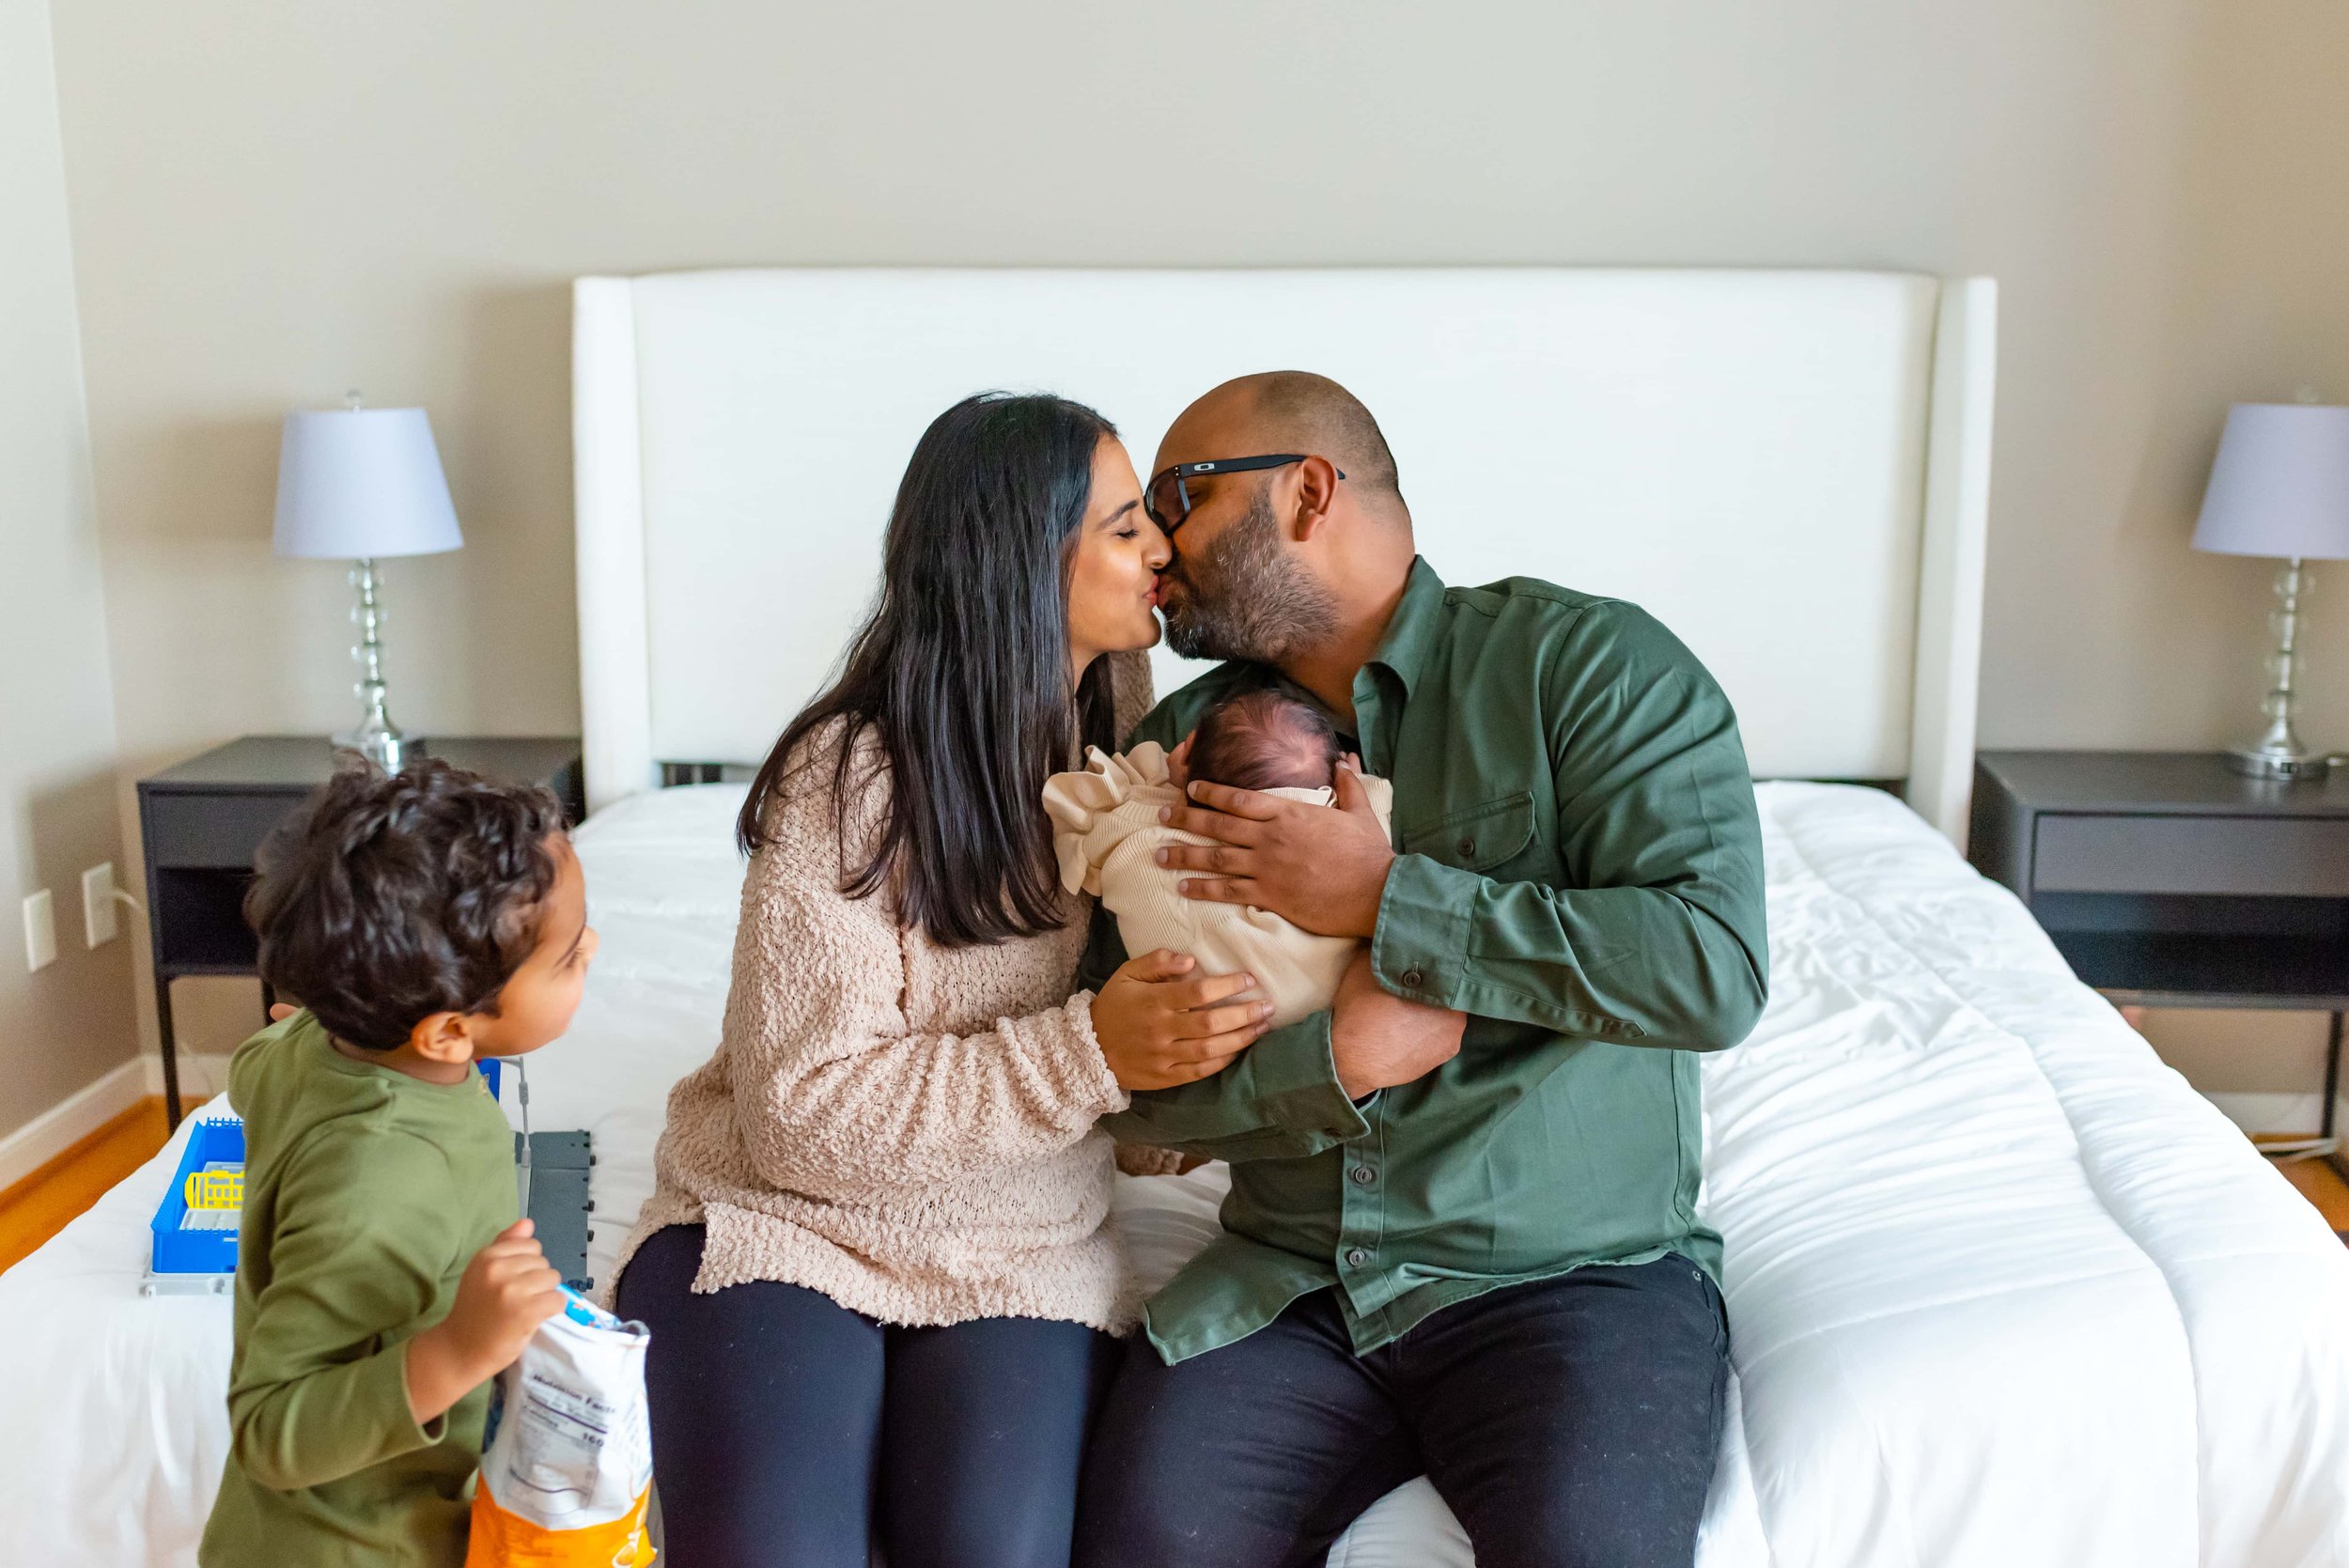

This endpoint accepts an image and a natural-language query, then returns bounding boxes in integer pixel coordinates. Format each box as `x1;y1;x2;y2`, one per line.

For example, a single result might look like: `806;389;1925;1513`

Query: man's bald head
1152;369;1416;668
1178;372;1404;514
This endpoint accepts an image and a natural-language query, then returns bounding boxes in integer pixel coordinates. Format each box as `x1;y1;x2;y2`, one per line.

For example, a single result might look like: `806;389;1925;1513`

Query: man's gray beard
1160;489;1341;663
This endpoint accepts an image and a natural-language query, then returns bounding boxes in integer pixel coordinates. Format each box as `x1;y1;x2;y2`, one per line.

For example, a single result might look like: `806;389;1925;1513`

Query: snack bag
466;1289;657;1566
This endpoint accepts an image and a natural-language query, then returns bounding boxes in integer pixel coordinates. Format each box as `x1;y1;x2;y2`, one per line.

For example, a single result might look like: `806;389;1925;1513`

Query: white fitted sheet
4;780;2343;1565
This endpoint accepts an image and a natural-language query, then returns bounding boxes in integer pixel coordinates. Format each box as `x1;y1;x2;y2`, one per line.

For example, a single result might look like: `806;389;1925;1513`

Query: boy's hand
403;1220;564;1424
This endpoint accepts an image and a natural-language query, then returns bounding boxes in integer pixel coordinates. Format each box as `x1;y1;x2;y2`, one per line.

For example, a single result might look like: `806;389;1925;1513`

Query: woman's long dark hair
737;392;1123;947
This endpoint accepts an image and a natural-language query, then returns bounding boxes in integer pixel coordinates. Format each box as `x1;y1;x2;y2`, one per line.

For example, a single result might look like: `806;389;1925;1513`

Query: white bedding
5;781;2344;1565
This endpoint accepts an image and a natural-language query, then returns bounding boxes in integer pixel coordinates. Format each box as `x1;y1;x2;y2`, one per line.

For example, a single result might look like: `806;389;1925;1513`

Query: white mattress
4;781;2344;1565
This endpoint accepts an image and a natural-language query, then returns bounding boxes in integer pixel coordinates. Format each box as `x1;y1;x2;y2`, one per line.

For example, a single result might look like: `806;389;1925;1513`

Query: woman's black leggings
614;1224;1118;1568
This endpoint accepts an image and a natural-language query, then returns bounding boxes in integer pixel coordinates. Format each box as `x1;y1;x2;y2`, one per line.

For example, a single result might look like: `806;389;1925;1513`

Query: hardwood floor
2281;1157;2349;1234
0;1096;174;1273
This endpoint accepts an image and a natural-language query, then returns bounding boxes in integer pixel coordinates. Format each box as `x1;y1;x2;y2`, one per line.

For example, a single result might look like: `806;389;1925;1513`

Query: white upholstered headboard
573;268;1995;842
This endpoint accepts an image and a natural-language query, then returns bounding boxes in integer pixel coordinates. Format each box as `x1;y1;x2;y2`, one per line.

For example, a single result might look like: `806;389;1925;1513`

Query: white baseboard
0;1057;149;1191
0;1052;239;1193
148;1051;233;1104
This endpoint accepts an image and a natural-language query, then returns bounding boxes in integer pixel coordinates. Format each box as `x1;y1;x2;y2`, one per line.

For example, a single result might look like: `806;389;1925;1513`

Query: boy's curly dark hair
244;758;569;1050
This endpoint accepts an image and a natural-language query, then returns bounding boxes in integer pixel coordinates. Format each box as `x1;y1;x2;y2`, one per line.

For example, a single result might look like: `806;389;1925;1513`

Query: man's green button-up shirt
1084;558;1769;1364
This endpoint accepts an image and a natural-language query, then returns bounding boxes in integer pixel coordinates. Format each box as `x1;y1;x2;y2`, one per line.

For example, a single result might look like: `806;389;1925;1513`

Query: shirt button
1458;837;1476;857
1346;1247;1371;1267
1401;968;1425;988
1350;1166;1376;1185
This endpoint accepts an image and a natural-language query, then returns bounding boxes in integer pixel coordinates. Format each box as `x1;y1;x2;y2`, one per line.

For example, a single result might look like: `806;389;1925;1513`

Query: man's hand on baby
1156;761;1394;938
1094;951;1276;1091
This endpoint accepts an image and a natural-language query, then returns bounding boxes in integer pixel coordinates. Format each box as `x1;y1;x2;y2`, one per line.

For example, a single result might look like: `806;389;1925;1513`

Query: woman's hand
1092;950;1273;1092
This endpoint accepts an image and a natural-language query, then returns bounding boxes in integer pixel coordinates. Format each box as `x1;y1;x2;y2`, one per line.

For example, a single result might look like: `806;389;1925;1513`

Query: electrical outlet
83;862;119;948
23;890;56;971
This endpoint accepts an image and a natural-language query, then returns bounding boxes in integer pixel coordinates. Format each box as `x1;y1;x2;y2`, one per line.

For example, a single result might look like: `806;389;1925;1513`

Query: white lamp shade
2191;402;2349;561
272;407;463;559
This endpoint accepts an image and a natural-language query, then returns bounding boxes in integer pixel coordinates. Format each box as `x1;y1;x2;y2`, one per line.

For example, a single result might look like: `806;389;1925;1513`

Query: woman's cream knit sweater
614;655;1163;1333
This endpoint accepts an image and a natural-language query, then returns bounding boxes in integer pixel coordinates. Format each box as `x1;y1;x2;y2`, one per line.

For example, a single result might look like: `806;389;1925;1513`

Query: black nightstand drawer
145;792;304;869
2034;813;2349;898
151;869;261;970
1972;751;2349;1175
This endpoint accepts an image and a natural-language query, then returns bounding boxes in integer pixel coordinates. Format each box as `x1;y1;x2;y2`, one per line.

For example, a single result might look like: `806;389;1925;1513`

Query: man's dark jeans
1074;1255;1729;1568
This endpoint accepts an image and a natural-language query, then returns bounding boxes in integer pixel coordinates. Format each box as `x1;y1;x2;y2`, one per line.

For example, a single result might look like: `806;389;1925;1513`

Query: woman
612;393;1274;1568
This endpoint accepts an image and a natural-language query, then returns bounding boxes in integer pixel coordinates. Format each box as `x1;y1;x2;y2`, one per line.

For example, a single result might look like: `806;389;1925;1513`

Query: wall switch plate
23;890;56;971
83;862;119;948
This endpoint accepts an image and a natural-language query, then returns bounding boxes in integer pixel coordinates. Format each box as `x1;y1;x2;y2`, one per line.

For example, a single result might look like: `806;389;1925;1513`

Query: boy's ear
406;1010;477;1065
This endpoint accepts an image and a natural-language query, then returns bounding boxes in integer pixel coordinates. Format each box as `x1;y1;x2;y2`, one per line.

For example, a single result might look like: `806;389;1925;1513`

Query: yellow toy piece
184;1169;244;1209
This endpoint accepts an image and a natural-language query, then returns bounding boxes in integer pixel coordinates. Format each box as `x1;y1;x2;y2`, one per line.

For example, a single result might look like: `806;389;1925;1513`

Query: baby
1045;689;1393;1028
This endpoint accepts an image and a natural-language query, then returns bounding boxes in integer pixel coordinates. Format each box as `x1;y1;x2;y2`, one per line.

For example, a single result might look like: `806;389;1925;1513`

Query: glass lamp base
333;719;408;772
2225;742;2334;783
2229;559;2334;784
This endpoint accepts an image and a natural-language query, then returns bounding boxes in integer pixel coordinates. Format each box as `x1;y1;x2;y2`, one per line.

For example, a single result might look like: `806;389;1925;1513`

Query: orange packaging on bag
464;1290;657;1567
467;1484;654;1566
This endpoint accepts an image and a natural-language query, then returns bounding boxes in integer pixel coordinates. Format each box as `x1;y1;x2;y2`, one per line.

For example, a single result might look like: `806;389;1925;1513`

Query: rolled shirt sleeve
1098;1008;1370;1160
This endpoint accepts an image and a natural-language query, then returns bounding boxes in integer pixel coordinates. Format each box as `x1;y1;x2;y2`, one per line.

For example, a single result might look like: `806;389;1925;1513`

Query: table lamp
2192;401;2349;781
272;396;462;770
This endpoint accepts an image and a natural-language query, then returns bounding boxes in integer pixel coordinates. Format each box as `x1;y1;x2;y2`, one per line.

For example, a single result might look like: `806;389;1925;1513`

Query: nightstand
1970;750;2349;1177
136;737;583;1126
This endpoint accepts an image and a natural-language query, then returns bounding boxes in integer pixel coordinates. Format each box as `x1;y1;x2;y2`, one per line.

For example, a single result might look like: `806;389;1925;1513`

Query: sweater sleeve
723;728;1129;1192
226;1131;459;1491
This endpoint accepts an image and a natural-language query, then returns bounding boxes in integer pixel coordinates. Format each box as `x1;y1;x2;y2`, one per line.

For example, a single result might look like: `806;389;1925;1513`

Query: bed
4;267;2345;1565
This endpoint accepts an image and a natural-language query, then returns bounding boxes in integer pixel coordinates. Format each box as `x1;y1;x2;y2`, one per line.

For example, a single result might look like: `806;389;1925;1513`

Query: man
1072;372;1769;1568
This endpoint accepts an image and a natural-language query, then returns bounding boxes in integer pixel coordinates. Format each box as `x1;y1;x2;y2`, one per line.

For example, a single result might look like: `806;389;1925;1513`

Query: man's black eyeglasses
1143;454;1346;536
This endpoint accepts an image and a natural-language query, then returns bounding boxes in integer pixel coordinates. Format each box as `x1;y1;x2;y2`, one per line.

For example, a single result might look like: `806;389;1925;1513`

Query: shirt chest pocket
1400;789;1548;880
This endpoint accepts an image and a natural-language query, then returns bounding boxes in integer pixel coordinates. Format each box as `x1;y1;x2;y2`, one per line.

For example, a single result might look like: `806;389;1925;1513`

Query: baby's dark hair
244;758;569;1051
1188;689;1343;793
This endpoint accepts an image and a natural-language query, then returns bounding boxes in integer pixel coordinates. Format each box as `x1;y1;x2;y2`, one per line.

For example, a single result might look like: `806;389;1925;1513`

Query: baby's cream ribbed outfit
1043;742;1395;1028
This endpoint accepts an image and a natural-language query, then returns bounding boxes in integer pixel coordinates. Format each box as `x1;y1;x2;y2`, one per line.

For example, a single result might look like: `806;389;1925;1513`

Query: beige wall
0;0;135;1138
36;2;2349;1094
2114;0;2349;745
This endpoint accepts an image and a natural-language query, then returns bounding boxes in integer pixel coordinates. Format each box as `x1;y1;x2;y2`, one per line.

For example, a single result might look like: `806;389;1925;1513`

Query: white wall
31;0;2349;1099
0;0;134;1140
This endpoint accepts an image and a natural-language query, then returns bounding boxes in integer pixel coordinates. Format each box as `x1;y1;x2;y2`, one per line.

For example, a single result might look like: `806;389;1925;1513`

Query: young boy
197;759;599;1568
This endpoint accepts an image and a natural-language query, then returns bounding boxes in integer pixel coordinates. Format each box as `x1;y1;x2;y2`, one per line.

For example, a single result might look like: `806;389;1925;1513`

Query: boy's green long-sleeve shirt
1084;559;1770;1363
198;1011;516;1568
